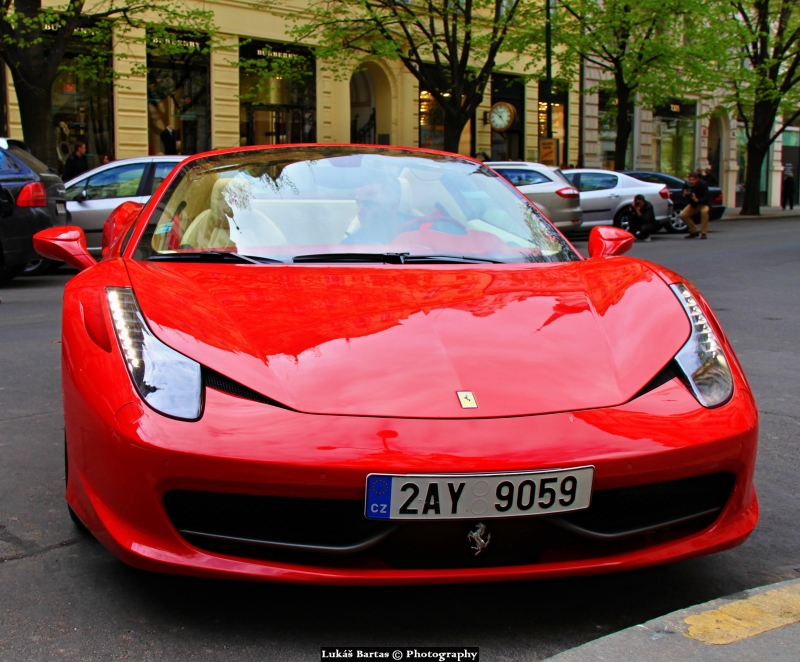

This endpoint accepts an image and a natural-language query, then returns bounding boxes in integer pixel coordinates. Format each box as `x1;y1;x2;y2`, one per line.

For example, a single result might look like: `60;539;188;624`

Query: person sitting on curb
681;172;711;239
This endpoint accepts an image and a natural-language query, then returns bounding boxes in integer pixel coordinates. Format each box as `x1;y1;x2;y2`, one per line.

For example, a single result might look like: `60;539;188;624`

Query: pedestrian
681;172;711;239
161;125;178;155
101;154;114;165
703;168;718;187
781;172;795;210
61;142;88;182
629;194;654;242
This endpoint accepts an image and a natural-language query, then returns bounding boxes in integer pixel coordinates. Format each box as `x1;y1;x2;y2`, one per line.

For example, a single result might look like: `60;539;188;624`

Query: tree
280;0;527;154
0;1;216;166
717;0;800;215
549;0;715;170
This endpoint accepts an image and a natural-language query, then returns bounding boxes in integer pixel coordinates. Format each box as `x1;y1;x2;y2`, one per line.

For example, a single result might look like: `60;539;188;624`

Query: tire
666;209;688;233
22;258;61;276
0;262;25;284
614;207;633;232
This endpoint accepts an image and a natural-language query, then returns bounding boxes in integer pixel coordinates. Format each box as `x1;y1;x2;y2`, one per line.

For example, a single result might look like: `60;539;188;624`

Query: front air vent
203;368;294;410
632;360;682;400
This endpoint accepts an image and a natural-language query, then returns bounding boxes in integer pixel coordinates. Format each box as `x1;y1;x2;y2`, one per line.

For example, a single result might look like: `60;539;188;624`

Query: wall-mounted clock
489;101;516;132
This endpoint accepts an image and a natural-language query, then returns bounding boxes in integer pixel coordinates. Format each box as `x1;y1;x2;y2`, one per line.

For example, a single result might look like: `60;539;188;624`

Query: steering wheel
396;212;466;236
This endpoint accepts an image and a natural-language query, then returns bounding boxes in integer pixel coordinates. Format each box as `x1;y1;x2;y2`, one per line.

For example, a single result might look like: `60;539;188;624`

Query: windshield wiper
292;252;504;264
149;251;284;264
402;254;505;264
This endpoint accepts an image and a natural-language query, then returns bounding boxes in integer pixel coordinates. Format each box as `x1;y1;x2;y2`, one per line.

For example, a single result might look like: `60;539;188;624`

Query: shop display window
239;41;316;146
147;33;210;156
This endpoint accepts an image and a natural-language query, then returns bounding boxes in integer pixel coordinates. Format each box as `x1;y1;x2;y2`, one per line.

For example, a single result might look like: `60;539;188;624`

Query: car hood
126;258;689;418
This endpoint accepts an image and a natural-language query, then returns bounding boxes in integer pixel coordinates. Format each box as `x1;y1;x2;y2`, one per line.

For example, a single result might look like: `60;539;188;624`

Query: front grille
164;472;735;569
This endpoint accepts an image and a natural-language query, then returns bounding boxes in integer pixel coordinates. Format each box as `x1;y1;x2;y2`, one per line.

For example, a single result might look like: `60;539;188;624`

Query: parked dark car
623;171;725;233
0;141;68;283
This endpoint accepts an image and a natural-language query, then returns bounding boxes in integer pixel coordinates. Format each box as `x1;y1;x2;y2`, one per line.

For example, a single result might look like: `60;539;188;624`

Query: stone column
525;78;539;162
210;36;240;150
316;60;351;143
112;26;148;159
580;63;601;167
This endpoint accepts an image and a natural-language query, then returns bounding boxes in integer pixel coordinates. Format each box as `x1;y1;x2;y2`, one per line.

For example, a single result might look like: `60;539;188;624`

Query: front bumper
65;364;759;585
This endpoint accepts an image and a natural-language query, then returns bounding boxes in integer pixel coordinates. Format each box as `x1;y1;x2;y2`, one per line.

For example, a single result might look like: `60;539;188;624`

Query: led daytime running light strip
107;288;144;369
671;283;733;408
675;285;720;360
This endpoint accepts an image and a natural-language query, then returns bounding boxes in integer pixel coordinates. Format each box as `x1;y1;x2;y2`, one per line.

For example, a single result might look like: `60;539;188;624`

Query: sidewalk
723;206;800;220
545;578;800;662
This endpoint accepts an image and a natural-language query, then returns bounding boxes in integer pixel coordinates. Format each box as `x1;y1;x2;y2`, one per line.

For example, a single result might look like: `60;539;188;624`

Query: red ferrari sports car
34;145;758;585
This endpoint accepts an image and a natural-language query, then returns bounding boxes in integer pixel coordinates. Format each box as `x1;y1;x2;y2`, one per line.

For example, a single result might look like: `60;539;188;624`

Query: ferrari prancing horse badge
457;391;478;408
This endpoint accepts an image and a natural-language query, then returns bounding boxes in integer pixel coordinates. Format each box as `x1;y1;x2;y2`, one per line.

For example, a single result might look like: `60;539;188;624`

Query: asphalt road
1;219;799;661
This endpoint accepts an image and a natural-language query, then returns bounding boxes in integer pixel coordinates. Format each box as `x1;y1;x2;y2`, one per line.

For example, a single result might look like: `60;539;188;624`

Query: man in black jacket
680;172;711;239
629;194;655;241
61;142;88;182
161;125;178;155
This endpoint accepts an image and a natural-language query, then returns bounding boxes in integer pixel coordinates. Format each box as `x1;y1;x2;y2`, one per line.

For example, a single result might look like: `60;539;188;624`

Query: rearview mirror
75;189;88;202
587;226;635;258
33;226;97;271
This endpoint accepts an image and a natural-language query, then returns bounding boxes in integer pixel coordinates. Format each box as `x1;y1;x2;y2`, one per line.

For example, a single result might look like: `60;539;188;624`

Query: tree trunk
441;113;471;154
613;77;633;171
741;102;778;215
11;73;57;168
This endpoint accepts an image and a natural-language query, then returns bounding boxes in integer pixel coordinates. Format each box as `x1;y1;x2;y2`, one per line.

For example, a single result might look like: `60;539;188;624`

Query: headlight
671;283;733;407
106;287;202;420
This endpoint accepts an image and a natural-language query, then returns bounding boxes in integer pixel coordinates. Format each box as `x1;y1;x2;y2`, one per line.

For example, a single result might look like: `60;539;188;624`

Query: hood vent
203;368;294;411
632;360;682;400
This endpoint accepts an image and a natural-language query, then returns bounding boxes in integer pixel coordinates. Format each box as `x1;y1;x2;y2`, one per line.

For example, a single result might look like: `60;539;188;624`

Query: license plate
56;202;67;215
365;467;594;520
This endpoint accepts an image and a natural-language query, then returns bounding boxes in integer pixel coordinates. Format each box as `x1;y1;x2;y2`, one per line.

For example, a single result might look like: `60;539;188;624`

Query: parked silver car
487;161;583;233
562;169;673;231
65;156;183;255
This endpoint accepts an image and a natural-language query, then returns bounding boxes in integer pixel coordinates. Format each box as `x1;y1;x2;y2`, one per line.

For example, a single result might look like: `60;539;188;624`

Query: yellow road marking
685;583;800;645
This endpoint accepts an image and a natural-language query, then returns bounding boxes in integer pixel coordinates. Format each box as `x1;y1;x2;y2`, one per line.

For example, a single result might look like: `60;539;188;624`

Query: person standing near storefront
682;172;711;239
161;125;178;155
781;171;795;210
61;142;88;182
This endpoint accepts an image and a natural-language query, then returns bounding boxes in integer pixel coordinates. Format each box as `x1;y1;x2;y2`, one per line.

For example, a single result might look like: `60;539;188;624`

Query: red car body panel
125;258;689;418
51;144;758;584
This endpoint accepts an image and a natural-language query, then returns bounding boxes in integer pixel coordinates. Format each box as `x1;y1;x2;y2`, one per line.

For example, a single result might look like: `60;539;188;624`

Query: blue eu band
366;475;392;519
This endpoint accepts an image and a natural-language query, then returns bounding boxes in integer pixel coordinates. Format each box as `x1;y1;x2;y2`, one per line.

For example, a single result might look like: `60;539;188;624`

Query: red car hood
126;258;689;418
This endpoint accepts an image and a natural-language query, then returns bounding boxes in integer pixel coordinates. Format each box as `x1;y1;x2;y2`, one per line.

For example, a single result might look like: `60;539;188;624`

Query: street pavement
1;219;798;661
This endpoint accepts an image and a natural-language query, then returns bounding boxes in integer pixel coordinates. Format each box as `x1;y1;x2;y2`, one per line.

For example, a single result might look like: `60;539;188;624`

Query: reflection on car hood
126;258;689;418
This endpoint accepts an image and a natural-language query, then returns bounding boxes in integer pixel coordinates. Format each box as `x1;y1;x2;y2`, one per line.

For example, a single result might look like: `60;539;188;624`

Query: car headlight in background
106;287;202;420
671;283;734;408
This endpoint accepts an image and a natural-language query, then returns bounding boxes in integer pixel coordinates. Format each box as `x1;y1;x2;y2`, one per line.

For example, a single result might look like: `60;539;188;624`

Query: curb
544;577;800;661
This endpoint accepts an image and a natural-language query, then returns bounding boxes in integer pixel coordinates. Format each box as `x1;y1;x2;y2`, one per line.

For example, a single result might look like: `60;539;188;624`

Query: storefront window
147;33;210;156
597;91;633;170
538;82;568;165
654;100;696;177
52;63;114;172
239;41;316;146
736;125;768;204
419;90;445;151
491;74;524;160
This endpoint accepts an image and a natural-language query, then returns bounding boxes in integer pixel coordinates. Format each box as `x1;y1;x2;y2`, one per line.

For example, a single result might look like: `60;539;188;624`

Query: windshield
134;147;579;264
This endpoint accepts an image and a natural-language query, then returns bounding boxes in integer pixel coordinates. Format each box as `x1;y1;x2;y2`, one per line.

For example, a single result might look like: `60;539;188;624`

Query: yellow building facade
4;1;583;169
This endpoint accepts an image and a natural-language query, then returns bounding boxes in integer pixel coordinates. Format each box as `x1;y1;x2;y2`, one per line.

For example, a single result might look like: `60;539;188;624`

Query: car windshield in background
135;148;579;264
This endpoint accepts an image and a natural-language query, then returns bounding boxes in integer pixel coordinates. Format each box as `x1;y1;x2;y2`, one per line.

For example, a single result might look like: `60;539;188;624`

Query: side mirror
102;201;144;258
33;226;97;271
588;226;635;258
75;189;88;202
